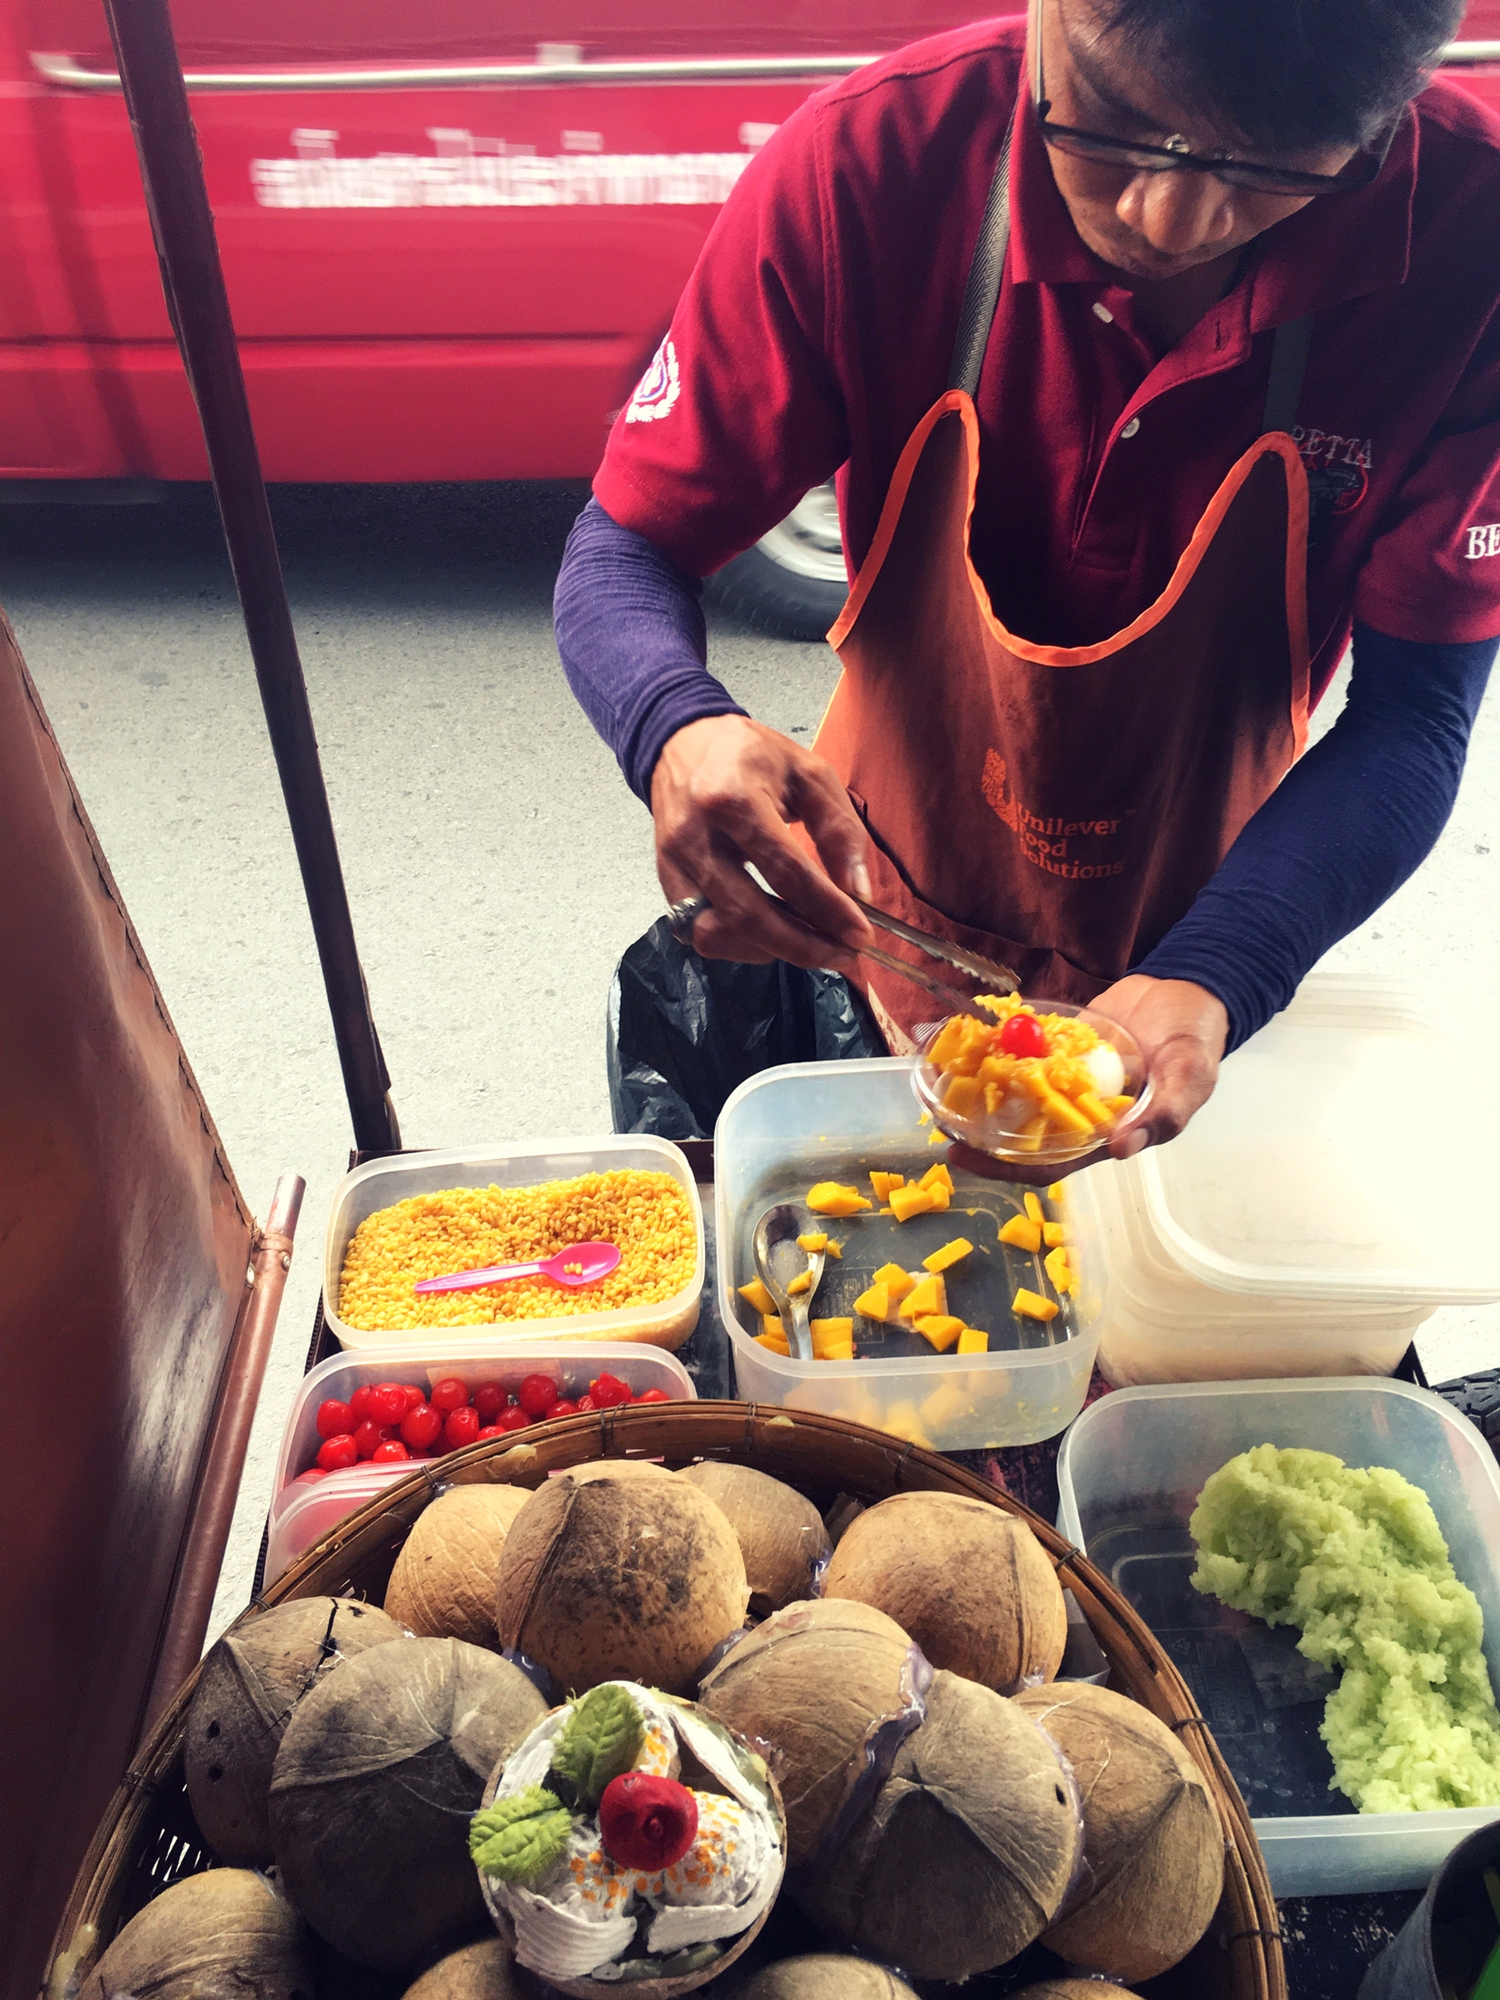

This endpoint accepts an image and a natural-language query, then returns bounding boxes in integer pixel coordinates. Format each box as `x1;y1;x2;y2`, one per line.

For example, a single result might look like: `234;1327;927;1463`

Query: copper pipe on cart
98;0;400;1158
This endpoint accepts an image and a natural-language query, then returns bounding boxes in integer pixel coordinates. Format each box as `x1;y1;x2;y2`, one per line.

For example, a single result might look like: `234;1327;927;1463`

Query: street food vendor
556;0;1499;1160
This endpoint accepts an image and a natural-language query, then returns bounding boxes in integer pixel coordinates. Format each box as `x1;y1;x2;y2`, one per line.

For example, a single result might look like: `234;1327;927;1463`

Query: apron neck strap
949;97;1317;435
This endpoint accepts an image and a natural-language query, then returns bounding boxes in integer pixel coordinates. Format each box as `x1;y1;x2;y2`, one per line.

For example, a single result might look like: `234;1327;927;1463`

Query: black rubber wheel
704;480;848;641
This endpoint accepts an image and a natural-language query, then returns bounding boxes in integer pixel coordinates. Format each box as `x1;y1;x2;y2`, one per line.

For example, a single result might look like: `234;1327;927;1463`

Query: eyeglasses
1034;0;1400;196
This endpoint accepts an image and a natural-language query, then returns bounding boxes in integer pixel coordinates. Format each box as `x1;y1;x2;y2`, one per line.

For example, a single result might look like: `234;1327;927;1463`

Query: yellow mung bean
337;1169;696;1331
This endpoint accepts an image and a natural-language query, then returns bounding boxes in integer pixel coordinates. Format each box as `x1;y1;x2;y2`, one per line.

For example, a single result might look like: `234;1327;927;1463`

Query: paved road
2;481;1495;1638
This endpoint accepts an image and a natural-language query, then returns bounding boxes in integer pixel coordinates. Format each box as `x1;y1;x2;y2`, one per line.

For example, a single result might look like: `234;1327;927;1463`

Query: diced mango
941;1074;987;1119
926;1181;952;1208
928;1127;947;1146
882;1402;935;1449
925;1017;972;1070
763;1315;786;1340
811;1318;854;1359
869;1171;905;1199
825;1238;844;1259
914;1314;965;1353
889;1183;937;1222
1040;1085;1096;1135
1047;1181;1068;1202
787;1270;813;1297
1044;1246;1074;1293
854;1282;891;1322
899;1274;946;1321
920;1162;956;1195
923;1237;974;1274
1013;1287;1060;1323
1023;1192;1045;1224
998;1214;1043;1253
920;1379;973;1428
925;1016;989;1076
1042;1221;1068;1249
797;1231;828;1253
738;1277;776;1315
806;1181;873;1216
755;1332;790;1354
1105;1094;1136;1114
957;1326;990;1354
1014;1115;1049;1153
873;1262;915;1302
1074;1090;1116;1127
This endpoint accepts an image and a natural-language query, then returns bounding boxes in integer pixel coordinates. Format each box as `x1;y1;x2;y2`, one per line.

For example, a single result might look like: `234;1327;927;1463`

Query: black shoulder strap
1261;312;1313;435
948;112;1016;396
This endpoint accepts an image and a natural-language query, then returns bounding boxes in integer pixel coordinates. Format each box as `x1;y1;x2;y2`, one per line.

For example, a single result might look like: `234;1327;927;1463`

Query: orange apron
815;112;1313;1050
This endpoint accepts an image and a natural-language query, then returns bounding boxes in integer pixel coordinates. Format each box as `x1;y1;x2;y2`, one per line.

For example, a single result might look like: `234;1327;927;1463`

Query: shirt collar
1005;82;1417;323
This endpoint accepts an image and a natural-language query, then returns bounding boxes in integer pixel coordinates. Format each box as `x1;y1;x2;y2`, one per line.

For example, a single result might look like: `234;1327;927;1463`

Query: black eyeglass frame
1033;1;1402;197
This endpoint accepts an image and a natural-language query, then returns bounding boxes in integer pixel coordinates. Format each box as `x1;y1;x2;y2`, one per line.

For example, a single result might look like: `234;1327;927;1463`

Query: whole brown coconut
184;1595;406;1864
79;1867;313;2000
795;1670;1078;1981
699;1598;921;1868
401;1937;520;2000
1013;1986;1140;1999
733;1954;919;1998
680;1462;832;1616
385;1486;532;1645
494;1463;748;1694
822;1492;1066;1692
1015;1682;1224;1981
269;1635;548;1972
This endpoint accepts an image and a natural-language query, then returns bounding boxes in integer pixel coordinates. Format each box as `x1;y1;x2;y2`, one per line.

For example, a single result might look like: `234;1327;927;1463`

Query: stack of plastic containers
1080;976;1500;1384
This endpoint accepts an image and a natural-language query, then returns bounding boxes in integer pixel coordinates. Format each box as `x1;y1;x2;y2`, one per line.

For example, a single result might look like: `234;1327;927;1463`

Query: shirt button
1092;301;1114;323
1121;416;1141;438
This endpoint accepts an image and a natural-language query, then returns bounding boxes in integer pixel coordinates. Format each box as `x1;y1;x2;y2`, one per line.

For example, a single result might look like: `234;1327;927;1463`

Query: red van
3;0;1498;632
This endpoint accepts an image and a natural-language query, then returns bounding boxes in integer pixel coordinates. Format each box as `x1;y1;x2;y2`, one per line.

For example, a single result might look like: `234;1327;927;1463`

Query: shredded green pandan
470;1786;575;1883
550;1683;644;1804
1191;1444;1500;1813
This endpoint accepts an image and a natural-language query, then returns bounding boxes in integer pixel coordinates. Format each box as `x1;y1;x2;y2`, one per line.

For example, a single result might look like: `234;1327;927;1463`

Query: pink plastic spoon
414;1240;621;1296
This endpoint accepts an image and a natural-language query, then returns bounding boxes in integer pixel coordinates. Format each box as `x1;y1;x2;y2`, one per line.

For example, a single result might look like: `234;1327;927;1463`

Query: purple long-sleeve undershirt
555;497;1495;1051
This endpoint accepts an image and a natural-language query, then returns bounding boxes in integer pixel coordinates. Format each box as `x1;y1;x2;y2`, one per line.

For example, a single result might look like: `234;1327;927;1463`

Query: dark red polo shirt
594;17;1500;697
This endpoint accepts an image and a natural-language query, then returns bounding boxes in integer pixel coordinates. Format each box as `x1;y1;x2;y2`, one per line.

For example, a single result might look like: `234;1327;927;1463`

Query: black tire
705;480;848;641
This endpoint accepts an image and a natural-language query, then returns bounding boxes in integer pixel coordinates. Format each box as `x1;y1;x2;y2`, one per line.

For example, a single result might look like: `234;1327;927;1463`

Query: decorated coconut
184;1595;406;1865
385;1486;532;1646
794;1669;1078;1981
401;1937;521;2000
733;1954;919;1998
494;1464;748;1695
268;1635;548;1971
1016;1681;1223;1980
697;1598;925;1869
79;1867;313;2000
470;1679;786;1996
678;1463;832;1616
821;1491;1066;1693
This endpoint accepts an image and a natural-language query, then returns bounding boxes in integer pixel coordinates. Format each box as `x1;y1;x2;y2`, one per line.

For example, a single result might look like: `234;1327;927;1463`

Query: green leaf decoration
469;1786;575;1884
550;1684;645;1805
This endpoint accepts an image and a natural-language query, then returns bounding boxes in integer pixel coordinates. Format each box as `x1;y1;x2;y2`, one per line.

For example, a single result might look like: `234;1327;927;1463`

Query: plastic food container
323;1137;704;1351
1077;975;1500;1385
266;1340;696;1584
912;998;1149;1166
1056;1378;1500;1895
715;1058;1104;1449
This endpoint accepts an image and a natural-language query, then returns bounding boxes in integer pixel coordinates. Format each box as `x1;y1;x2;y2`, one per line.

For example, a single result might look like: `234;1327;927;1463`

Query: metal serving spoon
414;1240;621;1295
752;1203;826;1363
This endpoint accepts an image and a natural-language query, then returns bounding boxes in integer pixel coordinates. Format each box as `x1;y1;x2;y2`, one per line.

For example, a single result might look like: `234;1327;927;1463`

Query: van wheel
706;482;847;641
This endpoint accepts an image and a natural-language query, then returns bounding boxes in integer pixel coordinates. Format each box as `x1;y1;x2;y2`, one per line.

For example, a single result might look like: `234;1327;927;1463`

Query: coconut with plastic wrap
471;1679;784;1996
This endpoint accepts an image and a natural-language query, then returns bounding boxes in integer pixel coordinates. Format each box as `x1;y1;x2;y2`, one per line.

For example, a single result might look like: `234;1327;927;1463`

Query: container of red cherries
265;1340;696;1584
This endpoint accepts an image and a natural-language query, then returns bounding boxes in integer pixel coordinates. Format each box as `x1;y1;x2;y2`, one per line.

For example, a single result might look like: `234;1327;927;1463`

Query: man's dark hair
1102;0;1467;150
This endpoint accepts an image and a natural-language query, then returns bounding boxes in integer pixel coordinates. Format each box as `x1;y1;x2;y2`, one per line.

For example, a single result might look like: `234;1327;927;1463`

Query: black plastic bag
607;917;886;1138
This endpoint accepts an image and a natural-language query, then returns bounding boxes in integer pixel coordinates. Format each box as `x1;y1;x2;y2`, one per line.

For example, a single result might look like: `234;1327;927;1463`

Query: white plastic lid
1139;976;1500;1305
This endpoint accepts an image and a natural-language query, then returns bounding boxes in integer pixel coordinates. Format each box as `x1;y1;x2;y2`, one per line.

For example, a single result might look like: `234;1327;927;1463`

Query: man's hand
949;974;1230;1185
651;715;875;971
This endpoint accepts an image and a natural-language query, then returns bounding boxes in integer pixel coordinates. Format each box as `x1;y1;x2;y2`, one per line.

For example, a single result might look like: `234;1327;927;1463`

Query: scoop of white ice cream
1082;1041;1126;1100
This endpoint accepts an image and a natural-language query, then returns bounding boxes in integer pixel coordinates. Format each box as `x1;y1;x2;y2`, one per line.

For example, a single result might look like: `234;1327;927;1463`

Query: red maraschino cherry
997;1011;1049;1058
598;1772;698;1872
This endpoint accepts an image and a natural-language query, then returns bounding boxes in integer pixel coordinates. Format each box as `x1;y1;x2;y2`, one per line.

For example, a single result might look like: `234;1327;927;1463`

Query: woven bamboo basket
48;1401;1285;2000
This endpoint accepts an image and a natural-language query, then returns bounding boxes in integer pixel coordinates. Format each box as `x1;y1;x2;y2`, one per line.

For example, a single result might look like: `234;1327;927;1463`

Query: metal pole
99;0;400;1157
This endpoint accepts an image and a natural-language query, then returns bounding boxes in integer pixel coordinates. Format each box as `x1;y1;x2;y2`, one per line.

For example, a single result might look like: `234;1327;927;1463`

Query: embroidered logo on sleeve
624;338;680;424
1465;524;1500;560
